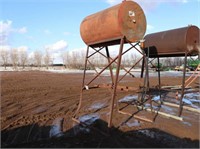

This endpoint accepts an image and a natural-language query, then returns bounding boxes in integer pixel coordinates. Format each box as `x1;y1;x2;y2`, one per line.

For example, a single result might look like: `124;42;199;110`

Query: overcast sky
0;0;199;63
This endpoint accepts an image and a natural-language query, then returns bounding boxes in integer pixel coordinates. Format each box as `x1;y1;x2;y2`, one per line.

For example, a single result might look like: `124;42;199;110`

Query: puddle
119;95;138;103
49;117;64;138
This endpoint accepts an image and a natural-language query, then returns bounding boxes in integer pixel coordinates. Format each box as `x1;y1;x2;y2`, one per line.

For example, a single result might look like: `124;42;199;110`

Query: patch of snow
190;104;200;109
180;92;200;109
184;92;200;100
161;105;173;112
49;117;64;138
72;114;100;135
183;98;193;105
190;99;200;103
72;122;90;135
138;129;155;139
119;95;138;103
144;103;159;110
47;69;84;74
78;113;100;125
89;102;106;110
152;95;161;101
126;119;140;127
161;105;176;114
182;121;192;127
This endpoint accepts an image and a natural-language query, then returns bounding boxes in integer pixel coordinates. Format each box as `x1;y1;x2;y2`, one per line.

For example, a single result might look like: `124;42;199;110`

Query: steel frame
140;51;191;117
72;37;149;127
72;37;196;128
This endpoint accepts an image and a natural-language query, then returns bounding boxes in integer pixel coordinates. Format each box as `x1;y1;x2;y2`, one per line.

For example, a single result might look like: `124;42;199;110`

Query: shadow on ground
1;119;199;148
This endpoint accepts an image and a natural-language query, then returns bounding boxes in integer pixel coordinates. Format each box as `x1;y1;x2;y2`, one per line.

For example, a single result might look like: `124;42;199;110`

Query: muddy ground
1;71;199;148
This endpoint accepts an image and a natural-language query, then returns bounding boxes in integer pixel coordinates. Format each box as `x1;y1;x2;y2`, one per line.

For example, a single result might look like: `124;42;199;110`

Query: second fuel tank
144;25;199;57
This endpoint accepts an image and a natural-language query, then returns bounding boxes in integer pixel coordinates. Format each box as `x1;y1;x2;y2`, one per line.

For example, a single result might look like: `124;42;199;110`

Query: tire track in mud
1;93;80;129
2;99;79;131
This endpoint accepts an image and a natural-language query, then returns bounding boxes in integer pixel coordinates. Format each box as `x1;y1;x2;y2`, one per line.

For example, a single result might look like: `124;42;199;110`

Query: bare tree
10;48;19;70
34;50;42;68
172;57;184;66
61;51;71;68
130;53;140;67
44;49;50;69
19;49;28;69
0;49;9;69
77;50;85;69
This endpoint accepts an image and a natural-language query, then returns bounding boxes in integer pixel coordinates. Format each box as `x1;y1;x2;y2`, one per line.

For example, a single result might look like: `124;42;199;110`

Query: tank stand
72;37;147;128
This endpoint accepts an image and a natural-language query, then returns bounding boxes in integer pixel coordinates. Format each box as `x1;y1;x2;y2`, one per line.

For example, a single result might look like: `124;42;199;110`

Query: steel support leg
141;48;149;103
179;53;188;116
106;46;114;85
73;46;90;117
141;57;145;78
157;57;162;102
108;37;124;128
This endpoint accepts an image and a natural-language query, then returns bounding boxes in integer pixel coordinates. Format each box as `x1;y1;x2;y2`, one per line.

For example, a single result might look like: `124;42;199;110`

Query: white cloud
0;20;12;45
45;40;68;52
105;0;120;5
0;45;11;52
0;20;27;45
0;20;12;34
17;46;28;52
44;40;68;64
147;24;155;31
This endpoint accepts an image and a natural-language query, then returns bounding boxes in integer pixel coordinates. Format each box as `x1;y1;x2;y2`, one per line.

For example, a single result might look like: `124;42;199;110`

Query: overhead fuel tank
80;0;147;47
144;25;200;57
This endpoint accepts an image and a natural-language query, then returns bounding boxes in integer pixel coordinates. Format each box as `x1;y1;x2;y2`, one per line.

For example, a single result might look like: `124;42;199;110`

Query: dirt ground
1;71;199;148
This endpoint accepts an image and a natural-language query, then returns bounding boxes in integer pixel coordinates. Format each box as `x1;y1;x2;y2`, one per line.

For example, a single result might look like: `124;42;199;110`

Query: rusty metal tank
80;0;147;47
144;25;200;57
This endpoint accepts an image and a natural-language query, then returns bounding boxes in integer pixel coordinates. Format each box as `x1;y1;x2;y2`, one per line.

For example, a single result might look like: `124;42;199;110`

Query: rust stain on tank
144;25;200;57
80;0;147;46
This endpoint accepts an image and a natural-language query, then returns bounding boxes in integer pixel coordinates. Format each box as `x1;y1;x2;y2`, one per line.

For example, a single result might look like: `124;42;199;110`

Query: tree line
0;47;186;70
